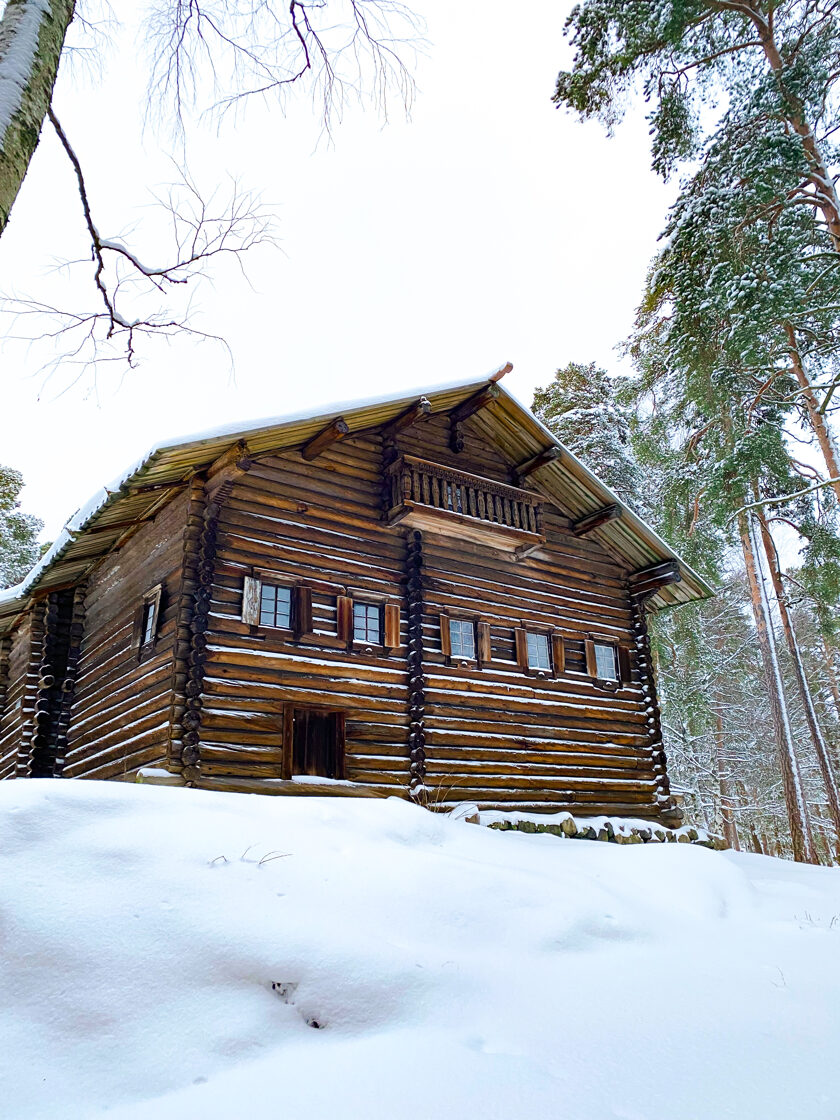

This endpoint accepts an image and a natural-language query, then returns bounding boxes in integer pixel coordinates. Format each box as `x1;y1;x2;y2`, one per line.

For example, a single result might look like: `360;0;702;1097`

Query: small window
526;631;551;672
594;642;618;681
260;584;292;629
353;602;382;644
141;599;157;646
449;618;476;660
135;583;163;654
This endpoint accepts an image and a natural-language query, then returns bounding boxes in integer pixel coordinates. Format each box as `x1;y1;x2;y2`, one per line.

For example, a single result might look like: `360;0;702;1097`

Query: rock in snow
1;781;839;1119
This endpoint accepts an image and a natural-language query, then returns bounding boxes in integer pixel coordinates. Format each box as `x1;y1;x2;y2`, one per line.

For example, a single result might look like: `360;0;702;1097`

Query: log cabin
0;365;712;824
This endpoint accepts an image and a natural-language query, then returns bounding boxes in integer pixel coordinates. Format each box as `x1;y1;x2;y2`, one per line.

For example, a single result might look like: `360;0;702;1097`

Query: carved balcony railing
384;454;544;555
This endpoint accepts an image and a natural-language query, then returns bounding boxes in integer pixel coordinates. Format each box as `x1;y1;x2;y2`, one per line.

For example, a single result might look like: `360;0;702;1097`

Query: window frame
585;634;630;687
440;613;479;666
515;624;563;678
258;581;293;631
593;640;619;682
525;630;552;673
133;582;163;659
338;590;400;656
352;599;384;646
242;573;314;642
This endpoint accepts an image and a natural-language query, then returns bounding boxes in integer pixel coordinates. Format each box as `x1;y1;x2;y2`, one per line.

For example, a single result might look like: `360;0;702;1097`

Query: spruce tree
0;466;43;589
532;362;645;509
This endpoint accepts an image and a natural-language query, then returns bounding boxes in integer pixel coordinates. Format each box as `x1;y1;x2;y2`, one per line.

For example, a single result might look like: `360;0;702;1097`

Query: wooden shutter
551;633;565;677
477;621;491;667
514;628;529;673
618;644;632;685
337;595;354;648
383;603;400;651
293;585;313;638
439;615;451;659
131;605;145;650
242;576;261;625
585;639;597;677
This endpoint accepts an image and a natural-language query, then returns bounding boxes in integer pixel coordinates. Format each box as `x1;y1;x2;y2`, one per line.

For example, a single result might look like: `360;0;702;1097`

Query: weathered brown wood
207;439;252;482
514;445;561;485
630;559;682;598
572;504;622;537
300;418;350;461
381;397;432;439
1;384;682;823
449;384;501;426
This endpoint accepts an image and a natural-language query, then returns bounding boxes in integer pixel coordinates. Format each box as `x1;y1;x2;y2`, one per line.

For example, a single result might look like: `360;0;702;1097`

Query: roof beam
208;439;252;481
571;503;621;537
301;417;350;462
514;446;561;485
489;361;513;383
381;396;432;439
630;559;682;600
449;384;501;452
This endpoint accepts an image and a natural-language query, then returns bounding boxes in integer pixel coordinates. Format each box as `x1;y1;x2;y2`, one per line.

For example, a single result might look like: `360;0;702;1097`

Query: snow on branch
0;108;276;376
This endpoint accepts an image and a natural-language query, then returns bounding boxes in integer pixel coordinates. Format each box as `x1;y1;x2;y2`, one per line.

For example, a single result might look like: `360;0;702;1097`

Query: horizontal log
300;418;351;462
571;504;622;537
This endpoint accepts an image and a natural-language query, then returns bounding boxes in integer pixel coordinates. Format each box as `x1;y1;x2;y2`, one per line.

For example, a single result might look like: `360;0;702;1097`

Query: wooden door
290;708;345;779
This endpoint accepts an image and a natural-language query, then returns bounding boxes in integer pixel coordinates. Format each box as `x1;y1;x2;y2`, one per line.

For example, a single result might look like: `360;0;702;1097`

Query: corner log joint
301;417;350;461
572;503;622;537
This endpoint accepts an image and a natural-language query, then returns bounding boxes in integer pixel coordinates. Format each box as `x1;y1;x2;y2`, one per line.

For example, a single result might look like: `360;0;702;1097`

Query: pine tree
554;1;840;252
0;466;43;589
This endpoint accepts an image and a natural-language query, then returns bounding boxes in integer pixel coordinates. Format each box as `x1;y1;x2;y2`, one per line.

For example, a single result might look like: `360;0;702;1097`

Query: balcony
384;454;545;555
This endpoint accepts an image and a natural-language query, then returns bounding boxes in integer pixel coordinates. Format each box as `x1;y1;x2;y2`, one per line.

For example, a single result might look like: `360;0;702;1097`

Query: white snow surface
2;781;839;1119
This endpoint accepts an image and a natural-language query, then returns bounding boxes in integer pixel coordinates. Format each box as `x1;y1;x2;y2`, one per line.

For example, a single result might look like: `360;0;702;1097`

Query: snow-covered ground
2;781;839;1120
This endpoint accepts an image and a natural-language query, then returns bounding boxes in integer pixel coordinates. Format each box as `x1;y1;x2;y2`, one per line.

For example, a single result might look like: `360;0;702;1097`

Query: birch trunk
739;509;816;862
756;511;840;838
0;0;75;235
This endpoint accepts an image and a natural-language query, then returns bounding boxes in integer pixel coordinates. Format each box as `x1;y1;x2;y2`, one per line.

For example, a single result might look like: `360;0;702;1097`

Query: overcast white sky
1;0;678;539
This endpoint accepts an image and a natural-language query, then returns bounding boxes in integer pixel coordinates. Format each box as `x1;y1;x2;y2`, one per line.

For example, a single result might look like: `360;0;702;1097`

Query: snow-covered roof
0;365;712;630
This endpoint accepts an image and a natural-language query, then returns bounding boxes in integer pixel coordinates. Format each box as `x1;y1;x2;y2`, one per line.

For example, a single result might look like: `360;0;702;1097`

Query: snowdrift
1;781;839;1119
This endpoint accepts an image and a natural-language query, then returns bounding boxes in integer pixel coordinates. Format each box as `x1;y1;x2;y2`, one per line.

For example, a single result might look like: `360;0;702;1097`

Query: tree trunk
822;637;840;721
784;323;840;498
0;0;75;236
712;708;740;850
739;509;816;862
751;10;840;253
756;511;840;839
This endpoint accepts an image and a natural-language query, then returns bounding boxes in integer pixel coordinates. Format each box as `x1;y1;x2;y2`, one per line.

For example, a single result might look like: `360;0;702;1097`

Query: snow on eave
0;367;502;613
0;362;711;620
493;383;716;605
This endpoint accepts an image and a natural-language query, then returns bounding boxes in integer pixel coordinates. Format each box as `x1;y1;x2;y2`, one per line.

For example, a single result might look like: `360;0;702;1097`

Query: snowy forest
3;0;840;865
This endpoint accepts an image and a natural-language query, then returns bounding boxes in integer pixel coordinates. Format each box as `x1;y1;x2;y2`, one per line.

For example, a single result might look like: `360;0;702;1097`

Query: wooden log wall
29;588;77;778
8;605;46;779
62;491;189;780
393;415;671;819
197;435;411;795
167;475;208;782
0;633;14;779
0;403;678;824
